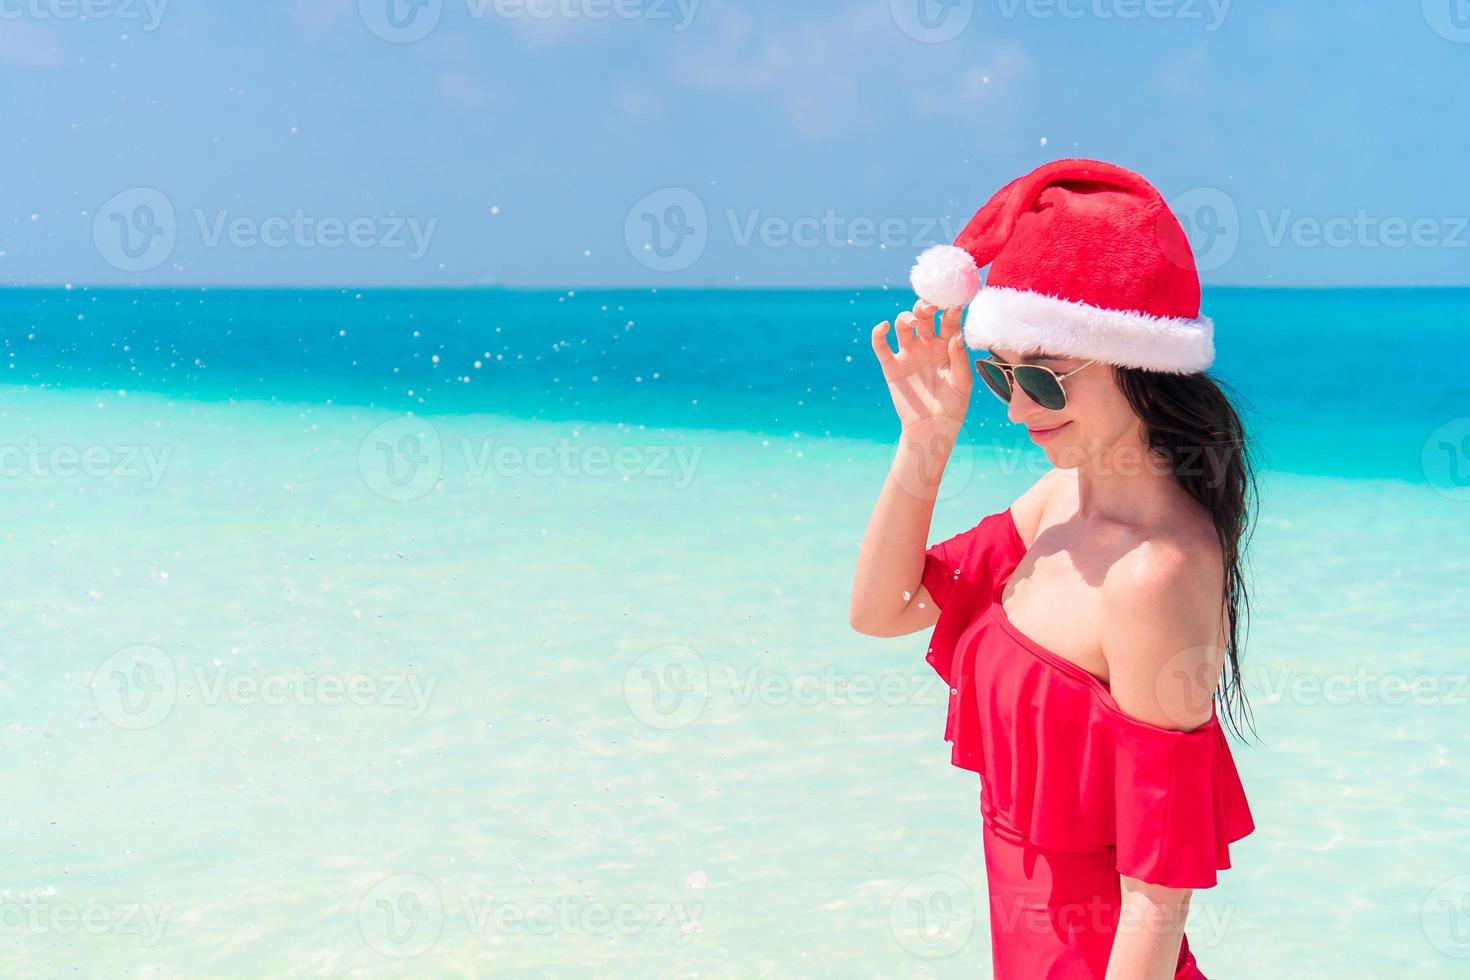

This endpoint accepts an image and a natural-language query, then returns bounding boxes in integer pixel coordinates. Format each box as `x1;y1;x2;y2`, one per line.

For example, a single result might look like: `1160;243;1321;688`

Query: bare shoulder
1007;469;1068;547
1099;504;1225;731
1106;514;1221;608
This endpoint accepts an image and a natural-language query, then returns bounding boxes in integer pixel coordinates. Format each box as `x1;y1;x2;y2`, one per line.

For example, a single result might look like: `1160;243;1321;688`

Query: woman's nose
1006;378;1042;422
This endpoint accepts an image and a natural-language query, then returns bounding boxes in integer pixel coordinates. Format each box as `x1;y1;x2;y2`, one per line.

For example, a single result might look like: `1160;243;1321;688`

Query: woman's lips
1027;421;1070;443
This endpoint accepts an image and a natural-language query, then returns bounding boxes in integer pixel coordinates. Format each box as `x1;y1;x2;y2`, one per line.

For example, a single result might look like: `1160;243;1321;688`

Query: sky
1;0;1468;288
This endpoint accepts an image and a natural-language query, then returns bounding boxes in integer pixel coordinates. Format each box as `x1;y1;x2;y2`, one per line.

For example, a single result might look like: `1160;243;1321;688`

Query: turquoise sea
2;287;1468;977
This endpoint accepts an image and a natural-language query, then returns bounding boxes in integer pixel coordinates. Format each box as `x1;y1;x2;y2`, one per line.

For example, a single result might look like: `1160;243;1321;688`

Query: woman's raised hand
871;299;973;434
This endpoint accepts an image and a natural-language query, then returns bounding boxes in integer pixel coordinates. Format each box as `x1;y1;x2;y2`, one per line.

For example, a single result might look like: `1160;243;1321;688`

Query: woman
849;160;1257;979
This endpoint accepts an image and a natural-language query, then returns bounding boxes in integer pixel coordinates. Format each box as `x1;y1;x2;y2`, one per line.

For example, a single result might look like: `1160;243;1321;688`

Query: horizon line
2;282;1467;293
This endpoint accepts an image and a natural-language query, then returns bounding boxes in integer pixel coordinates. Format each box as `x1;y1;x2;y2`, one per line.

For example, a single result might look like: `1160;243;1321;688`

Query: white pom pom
909;245;981;309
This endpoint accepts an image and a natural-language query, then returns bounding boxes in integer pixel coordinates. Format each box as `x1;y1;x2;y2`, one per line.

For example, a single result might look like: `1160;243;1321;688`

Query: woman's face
986;348;1139;468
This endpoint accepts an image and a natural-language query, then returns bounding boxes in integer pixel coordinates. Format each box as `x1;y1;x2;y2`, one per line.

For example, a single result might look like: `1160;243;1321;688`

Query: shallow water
2;288;1468;977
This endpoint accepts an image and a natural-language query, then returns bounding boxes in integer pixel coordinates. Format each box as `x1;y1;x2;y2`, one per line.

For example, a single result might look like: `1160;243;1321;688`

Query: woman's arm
848;300;973;637
1100;533;1226;978
1106;878;1192;980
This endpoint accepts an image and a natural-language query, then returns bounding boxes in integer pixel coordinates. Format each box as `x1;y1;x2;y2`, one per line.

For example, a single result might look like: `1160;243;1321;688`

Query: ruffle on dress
921;507;1255;889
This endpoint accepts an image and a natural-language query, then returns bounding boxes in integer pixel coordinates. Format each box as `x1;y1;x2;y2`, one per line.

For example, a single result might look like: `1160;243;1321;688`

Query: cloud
290;0;355;35
670;3;1032;140
915;44;1033;115
611;84;663;120
1156;45;1208;101
0;20;65;68
669;5;859;139
499;3;592;48
439;70;496;107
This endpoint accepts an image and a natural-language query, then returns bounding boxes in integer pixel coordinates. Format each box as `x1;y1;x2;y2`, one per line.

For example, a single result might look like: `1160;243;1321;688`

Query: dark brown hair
1114;367;1261;742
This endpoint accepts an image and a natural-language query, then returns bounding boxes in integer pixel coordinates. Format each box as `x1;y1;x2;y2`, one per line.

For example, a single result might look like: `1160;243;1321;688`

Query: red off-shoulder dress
921;507;1255;979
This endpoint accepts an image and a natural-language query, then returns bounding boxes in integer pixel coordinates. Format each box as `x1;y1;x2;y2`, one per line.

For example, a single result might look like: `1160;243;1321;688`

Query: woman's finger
946;332;972;392
870;321;898;368
911;300;938;338
894;312;919;348
939;305;963;341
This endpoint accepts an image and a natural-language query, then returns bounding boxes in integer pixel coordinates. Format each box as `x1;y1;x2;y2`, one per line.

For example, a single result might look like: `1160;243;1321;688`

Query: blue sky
1;0;1468;287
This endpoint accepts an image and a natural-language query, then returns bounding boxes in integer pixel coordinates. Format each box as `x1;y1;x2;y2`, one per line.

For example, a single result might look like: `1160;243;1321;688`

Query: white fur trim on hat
962;286;1215;374
910;244;981;309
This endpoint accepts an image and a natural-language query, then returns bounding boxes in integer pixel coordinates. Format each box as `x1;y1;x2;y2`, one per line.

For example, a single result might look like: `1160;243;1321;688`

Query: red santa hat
909;159;1214;374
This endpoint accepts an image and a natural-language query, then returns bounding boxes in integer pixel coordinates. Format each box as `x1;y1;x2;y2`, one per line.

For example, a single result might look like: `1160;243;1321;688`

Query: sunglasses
975;356;1097;411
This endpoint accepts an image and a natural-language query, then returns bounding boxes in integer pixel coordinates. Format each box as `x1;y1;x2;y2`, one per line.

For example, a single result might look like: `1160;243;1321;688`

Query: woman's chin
1028;422;1079;466
1040;433;1089;469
